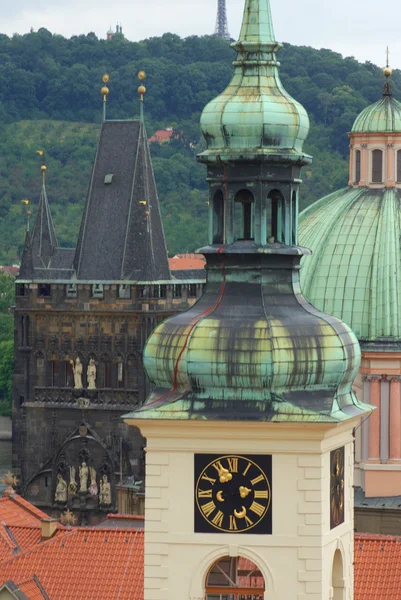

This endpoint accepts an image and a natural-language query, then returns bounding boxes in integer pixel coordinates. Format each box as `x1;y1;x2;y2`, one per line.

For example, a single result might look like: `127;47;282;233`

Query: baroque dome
352;95;401;133
299;187;401;342
199;0;310;161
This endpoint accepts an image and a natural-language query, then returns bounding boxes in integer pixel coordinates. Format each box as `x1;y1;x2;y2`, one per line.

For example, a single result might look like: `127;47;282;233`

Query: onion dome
123;0;369;426
199;0;310;162
300;187;401;344
137;248;364;422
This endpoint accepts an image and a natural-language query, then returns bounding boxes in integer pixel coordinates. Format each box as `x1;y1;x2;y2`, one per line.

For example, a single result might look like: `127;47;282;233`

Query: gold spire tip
384;46;392;77
138;70;146;81
102;73;110;83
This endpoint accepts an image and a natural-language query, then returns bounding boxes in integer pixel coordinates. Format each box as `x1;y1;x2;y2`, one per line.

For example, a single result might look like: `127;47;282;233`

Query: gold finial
101;74;110;121
137;71;147;101
384;46;392;77
1;472;18;495
60;509;77;527
36;150;46;180
21;199;31;232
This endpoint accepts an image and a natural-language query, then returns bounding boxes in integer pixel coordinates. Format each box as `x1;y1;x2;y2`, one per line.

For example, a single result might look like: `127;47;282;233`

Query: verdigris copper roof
299;187;401;342
124;245;367;423
199;0;310;162
351;95;401;133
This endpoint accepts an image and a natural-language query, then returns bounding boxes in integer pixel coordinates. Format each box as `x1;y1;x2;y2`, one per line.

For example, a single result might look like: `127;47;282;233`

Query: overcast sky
2;0;400;70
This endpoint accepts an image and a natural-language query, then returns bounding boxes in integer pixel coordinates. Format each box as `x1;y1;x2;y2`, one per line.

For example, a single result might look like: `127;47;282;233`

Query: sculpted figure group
55;461;111;505
71;358;97;390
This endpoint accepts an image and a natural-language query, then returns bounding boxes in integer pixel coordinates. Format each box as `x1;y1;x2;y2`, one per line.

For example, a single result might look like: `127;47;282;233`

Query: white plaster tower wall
136;419;356;600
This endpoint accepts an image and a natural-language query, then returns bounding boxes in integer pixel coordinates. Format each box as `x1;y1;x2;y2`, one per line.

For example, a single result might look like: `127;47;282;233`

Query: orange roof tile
168;255;206;271
0;528;144;600
354;533;401;599
0;494;51;527
17;576;49;600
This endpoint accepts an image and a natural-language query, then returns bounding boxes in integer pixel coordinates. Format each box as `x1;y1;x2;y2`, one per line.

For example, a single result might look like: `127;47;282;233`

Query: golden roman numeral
229;515;238;530
244;515;254;527
227;457;238;472
198;489;213;498
250;501;265;517
254;490;268;499
211;510;224;528
202;474;216;485
251;474;264;486
243;462;251;476
212;461;224;473
201;501;216;517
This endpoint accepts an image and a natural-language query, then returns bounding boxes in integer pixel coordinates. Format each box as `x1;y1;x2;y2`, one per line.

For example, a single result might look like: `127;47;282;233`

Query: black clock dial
330;447;345;529
194;454;272;534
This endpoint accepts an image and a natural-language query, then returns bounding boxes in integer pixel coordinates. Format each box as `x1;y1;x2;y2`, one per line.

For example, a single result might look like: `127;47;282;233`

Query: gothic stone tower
13;111;203;523
124;0;371;598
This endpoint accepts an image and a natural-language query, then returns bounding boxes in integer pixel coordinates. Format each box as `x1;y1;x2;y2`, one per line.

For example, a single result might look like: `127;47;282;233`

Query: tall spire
236;0;276;47
30;155;58;268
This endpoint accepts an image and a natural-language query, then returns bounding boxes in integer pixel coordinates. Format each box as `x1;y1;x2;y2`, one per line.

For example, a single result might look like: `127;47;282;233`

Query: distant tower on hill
106;23;123;41
214;0;230;40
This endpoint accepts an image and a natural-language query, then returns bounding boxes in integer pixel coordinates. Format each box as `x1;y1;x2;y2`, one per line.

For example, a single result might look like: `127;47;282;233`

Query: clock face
194;454;272;534
330;446;345;529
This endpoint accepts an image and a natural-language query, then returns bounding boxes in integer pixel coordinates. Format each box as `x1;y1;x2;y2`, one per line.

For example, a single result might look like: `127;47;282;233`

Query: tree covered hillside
0;30;399;262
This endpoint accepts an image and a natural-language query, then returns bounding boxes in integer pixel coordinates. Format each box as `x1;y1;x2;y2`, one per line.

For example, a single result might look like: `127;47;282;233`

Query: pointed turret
20;163;57;276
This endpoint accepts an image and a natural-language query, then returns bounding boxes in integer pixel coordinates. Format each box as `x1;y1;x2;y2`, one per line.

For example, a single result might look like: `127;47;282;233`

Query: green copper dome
299;187;401;342
199;0;310;161
351;95;401;133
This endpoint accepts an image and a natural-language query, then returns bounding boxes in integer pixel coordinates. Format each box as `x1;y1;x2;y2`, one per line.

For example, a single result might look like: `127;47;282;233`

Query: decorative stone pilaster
367;376;381;461
389;377;401;461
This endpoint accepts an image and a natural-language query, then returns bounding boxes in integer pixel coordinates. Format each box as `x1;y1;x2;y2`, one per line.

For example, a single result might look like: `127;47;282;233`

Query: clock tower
124;0;372;598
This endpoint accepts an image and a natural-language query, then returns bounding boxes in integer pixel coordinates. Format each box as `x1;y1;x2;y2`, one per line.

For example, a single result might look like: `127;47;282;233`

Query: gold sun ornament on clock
330;447;345;529
194;454;272;534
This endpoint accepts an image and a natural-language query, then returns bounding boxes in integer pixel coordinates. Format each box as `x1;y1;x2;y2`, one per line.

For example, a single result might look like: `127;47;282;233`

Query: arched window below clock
205;556;265;599
331;549;345;600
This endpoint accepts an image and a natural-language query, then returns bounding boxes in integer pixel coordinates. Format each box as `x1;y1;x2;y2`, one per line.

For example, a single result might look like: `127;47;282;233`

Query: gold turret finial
138;70;147;101
36;150;46;182
21;199;31;232
101;74;110;121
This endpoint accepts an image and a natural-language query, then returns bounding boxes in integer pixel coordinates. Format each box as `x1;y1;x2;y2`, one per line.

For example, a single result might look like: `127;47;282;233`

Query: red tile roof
354;533;401;599
0;528;144;600
148;129;174;144
17;576;49;599
0;494;52;527
169;254;206;271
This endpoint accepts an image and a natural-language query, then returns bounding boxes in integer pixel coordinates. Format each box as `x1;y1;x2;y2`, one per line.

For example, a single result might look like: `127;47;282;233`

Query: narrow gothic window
355;149;361;183
212;190;224;243
397;150;401;182
234;189;254;241
267;190;284;243
371;149;383;183
292;190;297;245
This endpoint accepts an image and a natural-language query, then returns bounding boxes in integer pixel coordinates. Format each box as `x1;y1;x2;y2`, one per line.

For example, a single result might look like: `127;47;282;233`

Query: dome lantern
199;0;311;163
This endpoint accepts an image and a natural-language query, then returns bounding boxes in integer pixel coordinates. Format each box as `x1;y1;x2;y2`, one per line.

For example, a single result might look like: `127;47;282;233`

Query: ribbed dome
138;248;364;423
351;95;401;133
299;187;401;342
199;0;310;161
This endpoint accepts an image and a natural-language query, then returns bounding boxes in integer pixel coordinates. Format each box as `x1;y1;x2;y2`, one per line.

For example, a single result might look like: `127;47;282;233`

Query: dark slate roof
74;120;171;281
355;487;401;510
172;269;206;281
30;182;58;268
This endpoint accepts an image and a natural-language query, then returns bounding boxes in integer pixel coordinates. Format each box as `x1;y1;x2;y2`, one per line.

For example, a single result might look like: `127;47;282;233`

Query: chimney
41;518;58;540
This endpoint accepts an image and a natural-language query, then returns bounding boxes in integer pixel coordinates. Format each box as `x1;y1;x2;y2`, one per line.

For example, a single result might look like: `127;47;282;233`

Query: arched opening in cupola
234;189;254;241
212;190;224;244
371;149;383;183
266;189;284;243
355;149;361;183
291;190;297;245
397;150;401;183
331;549;345;600
205;556;265;599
